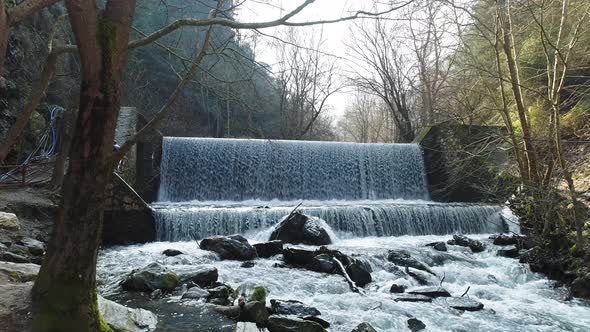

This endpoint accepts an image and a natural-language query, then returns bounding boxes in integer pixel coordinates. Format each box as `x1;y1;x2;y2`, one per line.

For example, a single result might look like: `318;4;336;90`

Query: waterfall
158;137;430;202
155;137;507;241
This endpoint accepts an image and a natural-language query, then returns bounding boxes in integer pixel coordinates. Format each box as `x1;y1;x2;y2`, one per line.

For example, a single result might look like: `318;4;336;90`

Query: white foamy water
97;234;590;332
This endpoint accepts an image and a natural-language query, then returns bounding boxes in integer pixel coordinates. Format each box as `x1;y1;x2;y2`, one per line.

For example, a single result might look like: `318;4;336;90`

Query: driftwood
461;286;471;297
333;257;365;295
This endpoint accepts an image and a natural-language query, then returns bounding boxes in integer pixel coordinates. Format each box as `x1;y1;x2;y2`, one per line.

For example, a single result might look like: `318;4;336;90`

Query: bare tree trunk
498;0;539;184
31;1;135;330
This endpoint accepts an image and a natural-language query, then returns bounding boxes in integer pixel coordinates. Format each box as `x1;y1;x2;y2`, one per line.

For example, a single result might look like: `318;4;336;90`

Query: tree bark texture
31;1;136;331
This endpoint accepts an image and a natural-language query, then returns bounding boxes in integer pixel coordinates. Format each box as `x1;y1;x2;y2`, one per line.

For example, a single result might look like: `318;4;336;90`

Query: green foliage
562;100;590;137
249;286;267;303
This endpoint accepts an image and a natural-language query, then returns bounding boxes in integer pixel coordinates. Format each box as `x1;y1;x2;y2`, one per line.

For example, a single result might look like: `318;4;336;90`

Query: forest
0;0;589;331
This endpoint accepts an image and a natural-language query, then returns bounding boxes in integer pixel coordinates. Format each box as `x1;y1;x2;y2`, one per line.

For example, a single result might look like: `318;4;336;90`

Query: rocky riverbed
96;232;590;331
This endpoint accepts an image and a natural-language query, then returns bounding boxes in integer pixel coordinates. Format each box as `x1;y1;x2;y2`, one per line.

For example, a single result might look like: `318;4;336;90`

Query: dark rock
497;246;519;258
351;322;377;332
493;234;518;246
408;287;451;298
241;261;255;268
270;299;321;316
518;249;531;263
426;241;447;252
1;251;29;263
30;256;43;265
346;260;372;287
8;244;30;257
407;318;426;331
208;298;229;306
120;263;179;292
406;268;431;285
178;266;218;287
16;238;44;256
301;316;330;328
393;294;432;302
162;249;183;257
443;297;484;311
214;301;269;325
200;235;257;261
207;284;233;303
269;212;331;246
571;273;590;299
310;254;336;273
517;236;533;250
253;240;283;258
181;287;209;300
228;234;249;243
267;315;326;332
273;263;287;268
452;235;485;253
389;284;406;293
283;248;316;266
386;250;435;275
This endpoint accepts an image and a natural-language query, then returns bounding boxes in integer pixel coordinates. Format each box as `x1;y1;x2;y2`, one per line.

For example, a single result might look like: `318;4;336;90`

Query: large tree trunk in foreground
31;1;135;330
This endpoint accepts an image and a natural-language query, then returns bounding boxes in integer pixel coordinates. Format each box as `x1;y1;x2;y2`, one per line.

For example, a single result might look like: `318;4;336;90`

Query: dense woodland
0;0;589;331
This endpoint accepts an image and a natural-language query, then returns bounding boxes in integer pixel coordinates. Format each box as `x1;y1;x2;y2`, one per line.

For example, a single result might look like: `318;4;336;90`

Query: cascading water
154;137;506;240
96;137;590;331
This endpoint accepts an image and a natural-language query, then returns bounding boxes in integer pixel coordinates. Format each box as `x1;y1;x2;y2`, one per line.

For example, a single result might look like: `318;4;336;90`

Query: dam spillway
154;137;506;241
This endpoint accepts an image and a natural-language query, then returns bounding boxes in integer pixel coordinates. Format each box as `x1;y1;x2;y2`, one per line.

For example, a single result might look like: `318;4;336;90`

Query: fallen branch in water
333;257;365;295
461;286;471;297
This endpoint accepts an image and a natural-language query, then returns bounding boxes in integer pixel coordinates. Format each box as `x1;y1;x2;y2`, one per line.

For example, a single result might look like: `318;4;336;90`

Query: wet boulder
1;251;29;263
270;299;321;316
162;249;183;257
407;318;426;331
441;297;484;311
386;250;435;275
200;235;257;261
571;273;590;299
178;265;218;287
449;235;485;253
497;246;519;258
346;260;372;287
389;284;406;293
408;287;450;298
302;316;330;328
408;268;432;285
121;263;180;292
351;322;377;332
310;254;336;273
426;241;447;252
267;315;326;332
240;261;255;268
214;301;269;325
207;284;233;305
492;234;518;246
16;238;45;256
269;212;332;246
283;248;316;266
181;287;210;300
253;240;283;258
98;295;157;332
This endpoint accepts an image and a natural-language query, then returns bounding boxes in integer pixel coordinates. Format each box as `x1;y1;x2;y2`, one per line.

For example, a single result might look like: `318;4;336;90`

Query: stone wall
415;123;515;203
103;173;155;245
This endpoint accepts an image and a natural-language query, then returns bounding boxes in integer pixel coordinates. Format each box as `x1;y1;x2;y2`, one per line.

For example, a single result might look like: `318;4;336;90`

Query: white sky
236;0;380;119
